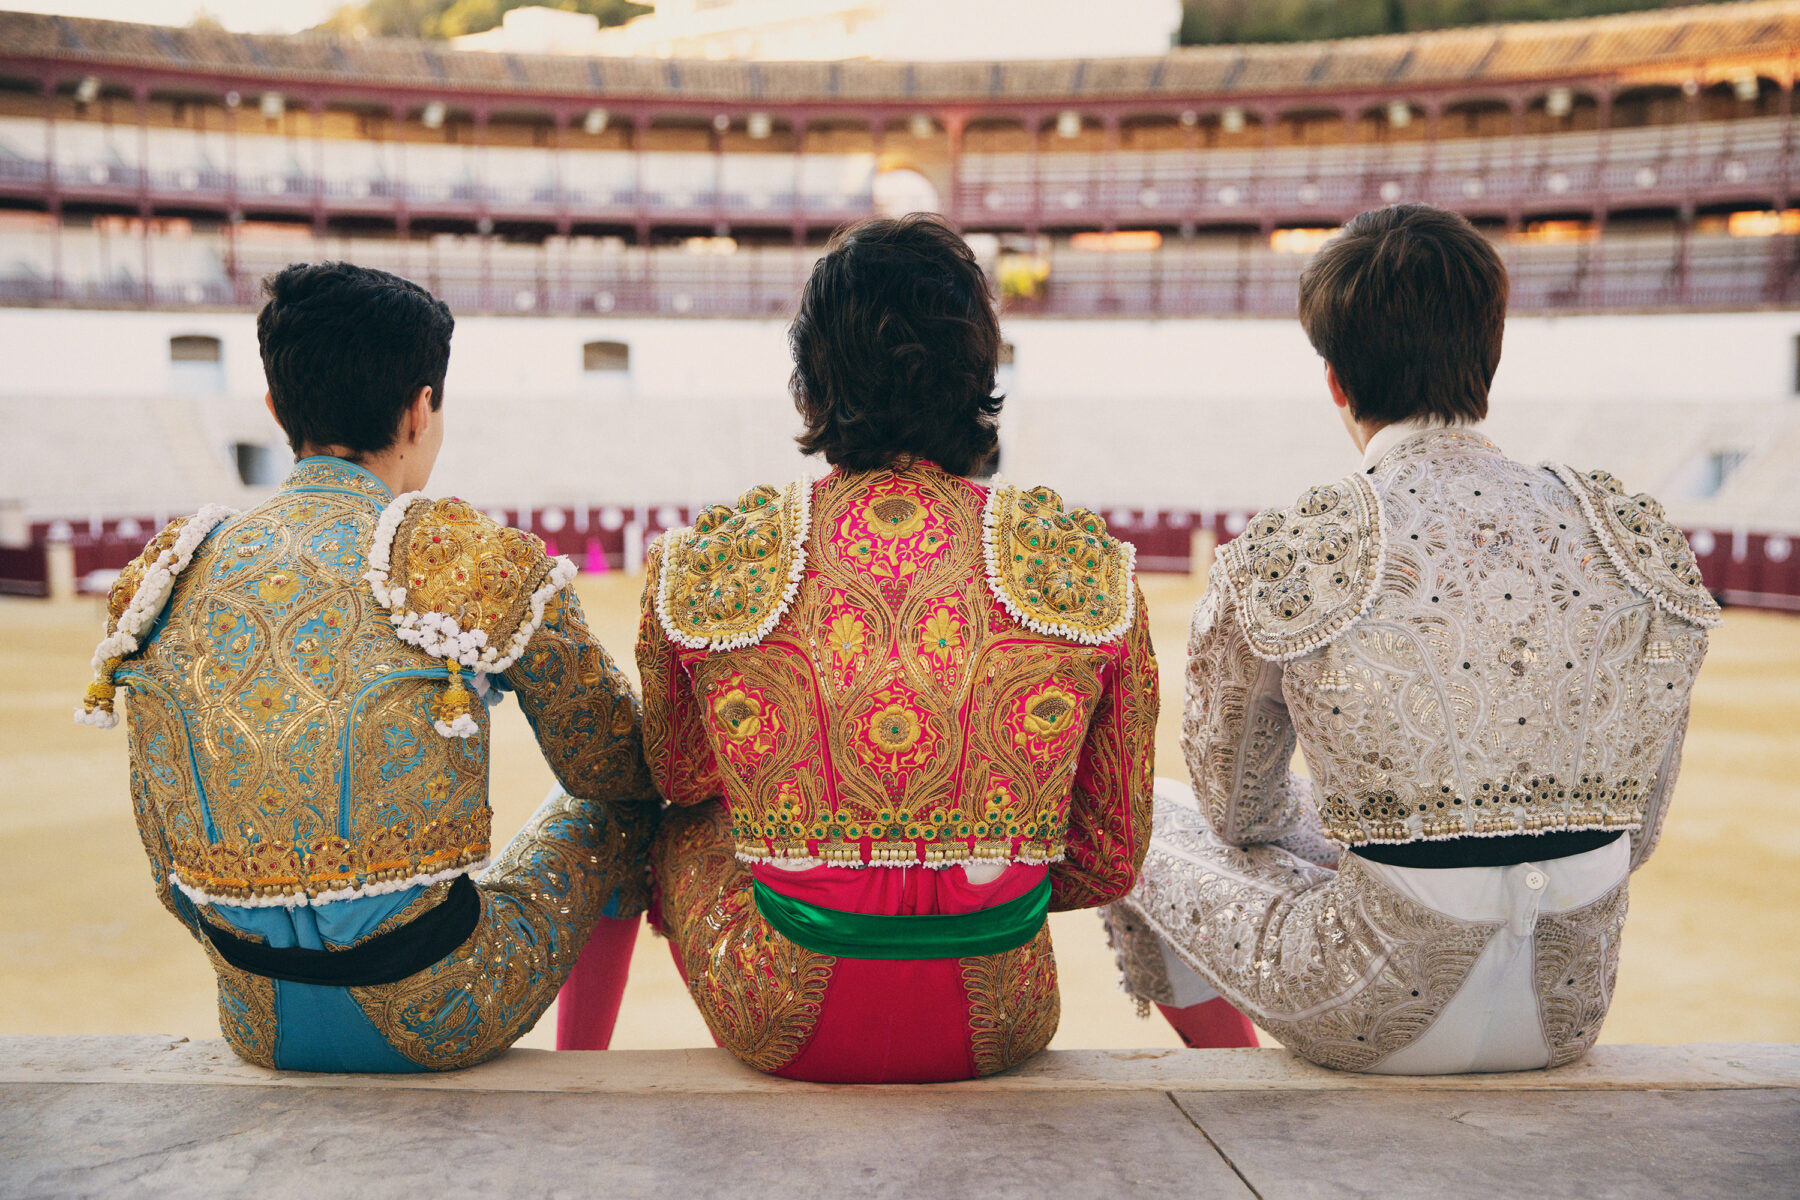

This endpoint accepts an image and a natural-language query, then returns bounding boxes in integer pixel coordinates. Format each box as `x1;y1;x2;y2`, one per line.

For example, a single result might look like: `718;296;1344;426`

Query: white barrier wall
2;307;1797;528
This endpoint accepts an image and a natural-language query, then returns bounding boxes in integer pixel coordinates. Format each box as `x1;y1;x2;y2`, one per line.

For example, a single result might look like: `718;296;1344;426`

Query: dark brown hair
1297;204;1507;426
258;261;452;457
790;214;1003;476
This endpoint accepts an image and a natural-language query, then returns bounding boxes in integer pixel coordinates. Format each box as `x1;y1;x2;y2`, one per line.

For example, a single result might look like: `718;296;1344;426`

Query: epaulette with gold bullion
981;481;1136;645
76;506;238;728
1548;464;1722;629
655;478;813;652
367;494;577;736
1220;473;1383;662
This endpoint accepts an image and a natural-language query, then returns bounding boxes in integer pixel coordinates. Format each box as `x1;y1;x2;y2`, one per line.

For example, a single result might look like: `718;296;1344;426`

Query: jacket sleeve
1050;583;1158;911
1184;561;1317;847
502;583;660;818
1630;700;1692;873
634;539;727;806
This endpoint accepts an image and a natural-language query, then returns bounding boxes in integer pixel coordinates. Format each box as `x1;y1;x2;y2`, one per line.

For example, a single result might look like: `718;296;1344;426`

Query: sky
2;0;340;33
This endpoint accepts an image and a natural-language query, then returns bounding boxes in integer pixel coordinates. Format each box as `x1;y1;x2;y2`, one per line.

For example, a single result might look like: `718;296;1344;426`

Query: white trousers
1108;778;1632;1074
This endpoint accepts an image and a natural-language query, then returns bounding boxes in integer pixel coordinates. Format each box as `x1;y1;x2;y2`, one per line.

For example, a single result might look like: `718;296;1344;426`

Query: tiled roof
0;1;1793;103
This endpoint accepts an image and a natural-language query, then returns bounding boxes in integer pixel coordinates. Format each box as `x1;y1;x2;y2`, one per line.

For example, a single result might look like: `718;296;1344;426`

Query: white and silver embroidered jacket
1188;426;1718;869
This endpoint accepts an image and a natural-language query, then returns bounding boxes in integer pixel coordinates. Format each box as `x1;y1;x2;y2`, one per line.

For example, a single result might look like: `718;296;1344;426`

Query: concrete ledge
6;1038;1797;1199
3;1035;1795;1093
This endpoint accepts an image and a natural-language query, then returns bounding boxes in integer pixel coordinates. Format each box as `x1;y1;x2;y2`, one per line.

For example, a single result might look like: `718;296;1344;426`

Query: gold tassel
432;661;476;728
82;655;124;716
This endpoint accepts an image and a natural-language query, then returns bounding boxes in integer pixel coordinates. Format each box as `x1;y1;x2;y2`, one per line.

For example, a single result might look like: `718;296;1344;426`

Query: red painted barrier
7;510;1795;615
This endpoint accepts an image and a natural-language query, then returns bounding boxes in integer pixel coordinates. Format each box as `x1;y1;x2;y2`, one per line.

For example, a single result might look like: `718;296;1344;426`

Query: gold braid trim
981;480;1135;645
655;479;812;652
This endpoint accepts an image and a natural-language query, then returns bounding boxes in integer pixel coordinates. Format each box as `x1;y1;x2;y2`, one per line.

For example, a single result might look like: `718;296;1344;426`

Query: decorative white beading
979;478;1138;646
655;476;813;652
363;493;578;737
170;859;488;908
75;504;237;729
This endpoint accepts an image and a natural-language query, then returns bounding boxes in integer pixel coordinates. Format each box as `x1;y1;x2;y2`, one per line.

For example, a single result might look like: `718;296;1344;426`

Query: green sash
752;876;1051;960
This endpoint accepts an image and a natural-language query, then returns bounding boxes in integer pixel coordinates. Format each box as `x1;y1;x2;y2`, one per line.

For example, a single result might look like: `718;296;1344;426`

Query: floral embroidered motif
962;924;1061;1076
638;462;1157;898
854;685;938;770
1018;684;1082;744
1218;473;1383;662
1194;430;1710;850
982;481;1136;645
652;803;833;1074
656;479;813;651
714;687;768;744
842;476;950;578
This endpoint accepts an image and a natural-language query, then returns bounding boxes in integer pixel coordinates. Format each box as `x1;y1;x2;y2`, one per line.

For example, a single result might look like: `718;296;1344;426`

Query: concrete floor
4;1038;1795;1199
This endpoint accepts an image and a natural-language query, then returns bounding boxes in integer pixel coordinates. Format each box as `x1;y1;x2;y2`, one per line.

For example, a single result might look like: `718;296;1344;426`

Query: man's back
122;458;494;908
1215;425;1713;856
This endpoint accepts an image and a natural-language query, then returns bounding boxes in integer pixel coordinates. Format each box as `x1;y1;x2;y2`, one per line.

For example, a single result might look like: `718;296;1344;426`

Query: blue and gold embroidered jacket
97;457;655;927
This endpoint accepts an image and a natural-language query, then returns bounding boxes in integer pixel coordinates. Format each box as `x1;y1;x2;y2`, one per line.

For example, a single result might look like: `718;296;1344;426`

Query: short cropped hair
1298;204;1507;426
790;214;1003;476
257;261;454;457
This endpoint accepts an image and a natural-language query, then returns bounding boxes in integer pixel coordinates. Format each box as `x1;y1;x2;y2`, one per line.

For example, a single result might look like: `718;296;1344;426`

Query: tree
1177;0;1703;45
313;0;649;40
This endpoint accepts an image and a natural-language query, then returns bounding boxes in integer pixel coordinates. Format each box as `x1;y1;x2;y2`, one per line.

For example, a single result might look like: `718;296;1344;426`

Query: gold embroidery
643;465;1155;874
350;785;656;1070
962;924;1061;1076
105;518;188;627
204;944;278;1068
984;482;1135;644
652;803;833;1073
390;498;559;652
1220;473;1382;662
657;480;811;650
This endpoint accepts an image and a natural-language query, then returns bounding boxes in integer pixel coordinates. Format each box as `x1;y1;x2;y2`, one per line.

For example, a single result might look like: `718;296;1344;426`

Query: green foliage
314;0;650;40
1177;0;1712;45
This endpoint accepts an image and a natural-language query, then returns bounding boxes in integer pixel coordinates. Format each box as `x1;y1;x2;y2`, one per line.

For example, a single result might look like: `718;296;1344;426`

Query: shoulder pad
368;495;577;674
1219;474;1383;662
1549;464;1722;628
78;505;237;727
655;479;813;652
982;481;1136;645
104;517;189;630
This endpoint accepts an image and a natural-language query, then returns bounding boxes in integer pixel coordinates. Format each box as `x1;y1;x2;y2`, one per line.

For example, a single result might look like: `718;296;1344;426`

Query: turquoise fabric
210;889;433;1073
287;455;393;501
211;889;427;951
270;981;426;1073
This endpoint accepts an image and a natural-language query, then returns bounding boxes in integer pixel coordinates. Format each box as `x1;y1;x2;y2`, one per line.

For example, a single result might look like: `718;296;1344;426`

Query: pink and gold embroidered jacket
637;461;1158;909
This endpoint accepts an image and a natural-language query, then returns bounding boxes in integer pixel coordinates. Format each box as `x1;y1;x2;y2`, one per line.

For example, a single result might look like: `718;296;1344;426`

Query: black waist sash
198;873;481;987
1351;829;1623;870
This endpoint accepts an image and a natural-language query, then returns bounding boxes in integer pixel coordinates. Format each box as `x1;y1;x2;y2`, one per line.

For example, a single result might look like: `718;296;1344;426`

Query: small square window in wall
583;340;630;373
233;442;282;487
170;334;222;363
170;334;225;395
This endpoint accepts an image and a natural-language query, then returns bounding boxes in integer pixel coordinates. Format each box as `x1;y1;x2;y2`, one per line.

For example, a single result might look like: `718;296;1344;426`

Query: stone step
4;1037;1796;1200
